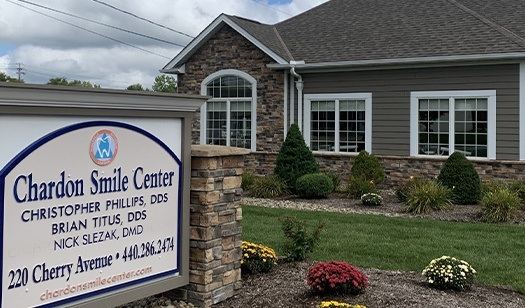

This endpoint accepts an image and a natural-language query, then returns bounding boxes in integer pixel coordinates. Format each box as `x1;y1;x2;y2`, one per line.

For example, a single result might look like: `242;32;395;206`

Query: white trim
200;69;257;151
289;72;295;125
162;15;287;71
410;90;497;159
519;62;525;160
284;71;288;136
304;93;373;154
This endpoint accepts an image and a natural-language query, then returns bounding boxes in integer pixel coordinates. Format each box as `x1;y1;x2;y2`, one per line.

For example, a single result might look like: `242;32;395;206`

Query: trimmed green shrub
295;173;334;198
403;179;452;214
280;216;324;261
250;174;289;198
422;256;476;291
347;175;377;199
350;150;385;185
480;188;520;223
437;152;481;204
274;124;319;192
241;241;277;274
241;171;256;191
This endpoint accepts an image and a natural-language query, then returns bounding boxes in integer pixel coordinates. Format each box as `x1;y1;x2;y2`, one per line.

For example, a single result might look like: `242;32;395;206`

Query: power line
15;62;25;80
92;0;194;39
250;0;293;16
4;0;171;59
15;0;187;48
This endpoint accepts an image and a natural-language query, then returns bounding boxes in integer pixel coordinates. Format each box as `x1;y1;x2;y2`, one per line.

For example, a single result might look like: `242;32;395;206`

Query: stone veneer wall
177;24;286;153
174;145;248;307
244;152;525;188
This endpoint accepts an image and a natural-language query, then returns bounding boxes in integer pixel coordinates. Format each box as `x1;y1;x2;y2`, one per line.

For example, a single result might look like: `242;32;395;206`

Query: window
304;93;372;153
410;91;496;159
200;70;256;150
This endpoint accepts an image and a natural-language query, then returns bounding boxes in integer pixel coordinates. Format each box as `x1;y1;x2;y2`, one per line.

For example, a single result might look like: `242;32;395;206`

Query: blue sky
0;0;327;88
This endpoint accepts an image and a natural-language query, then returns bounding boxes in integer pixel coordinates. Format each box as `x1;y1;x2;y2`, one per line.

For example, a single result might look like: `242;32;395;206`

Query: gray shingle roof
230;0;525;64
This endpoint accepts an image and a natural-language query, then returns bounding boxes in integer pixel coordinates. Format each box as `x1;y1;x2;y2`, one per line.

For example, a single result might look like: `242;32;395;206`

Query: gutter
290;61;304;131
268;52;525;72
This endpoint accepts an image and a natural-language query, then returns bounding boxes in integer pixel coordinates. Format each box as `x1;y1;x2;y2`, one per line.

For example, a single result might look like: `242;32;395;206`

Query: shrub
307;261;368;295
319;301;367;308
241;171;256;191
403;179;452;214
437;152;481;204
240;241;277;274
361;193;383;206
274;123;319;192
347;175;377;199
350;150;385;185
480;180;506;197
296;173;334;198
250;174;289;198
325;171;342;192
395;176;418;202
480;188;520;223
507;180;525;206
422;256;476;291
280;216;324;261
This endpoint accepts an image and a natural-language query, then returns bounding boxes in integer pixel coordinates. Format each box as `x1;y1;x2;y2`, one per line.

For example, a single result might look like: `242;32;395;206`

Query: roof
162;0;525;72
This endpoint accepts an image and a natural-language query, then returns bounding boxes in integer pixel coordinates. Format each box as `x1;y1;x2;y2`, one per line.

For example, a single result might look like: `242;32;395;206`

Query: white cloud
0;0;328;89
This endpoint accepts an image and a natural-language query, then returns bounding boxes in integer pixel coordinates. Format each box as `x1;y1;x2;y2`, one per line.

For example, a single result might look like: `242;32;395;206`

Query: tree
126;83;150;91
152;74;177;93
47;77;100;88
274;123;319;192
0;72;24;83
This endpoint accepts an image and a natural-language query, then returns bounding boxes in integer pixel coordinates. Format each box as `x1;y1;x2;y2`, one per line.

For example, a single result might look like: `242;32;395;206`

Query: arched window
200;70;257;150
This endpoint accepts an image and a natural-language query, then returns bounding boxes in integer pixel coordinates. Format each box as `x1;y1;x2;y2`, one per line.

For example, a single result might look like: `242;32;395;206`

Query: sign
1;121;182;307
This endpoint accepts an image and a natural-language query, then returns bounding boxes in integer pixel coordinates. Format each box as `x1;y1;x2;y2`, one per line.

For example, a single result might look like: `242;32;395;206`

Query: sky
0;0;328;89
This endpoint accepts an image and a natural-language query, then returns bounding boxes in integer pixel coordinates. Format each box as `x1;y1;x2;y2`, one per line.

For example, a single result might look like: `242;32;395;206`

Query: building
162;0;525;186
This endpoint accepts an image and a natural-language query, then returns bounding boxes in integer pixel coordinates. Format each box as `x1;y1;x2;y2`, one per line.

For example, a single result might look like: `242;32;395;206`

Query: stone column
176;145;248;307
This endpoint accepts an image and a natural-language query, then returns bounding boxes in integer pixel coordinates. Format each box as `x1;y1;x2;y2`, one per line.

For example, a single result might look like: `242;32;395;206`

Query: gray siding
303;64;520;160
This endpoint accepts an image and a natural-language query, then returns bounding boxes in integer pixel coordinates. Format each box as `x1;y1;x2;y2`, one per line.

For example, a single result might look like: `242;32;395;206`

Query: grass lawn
242;205;525;293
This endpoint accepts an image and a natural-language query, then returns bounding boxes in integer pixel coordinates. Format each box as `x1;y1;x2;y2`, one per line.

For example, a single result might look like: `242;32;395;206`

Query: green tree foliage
126;83;149;91
47;77;100;88
350;150;385;185
152;74;177;93
295;173;334;198
0;72;24;83
274;123;319;192
437;152;481;204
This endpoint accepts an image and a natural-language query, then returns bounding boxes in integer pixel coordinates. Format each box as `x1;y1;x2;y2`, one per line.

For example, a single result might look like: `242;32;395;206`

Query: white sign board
1;121;182;307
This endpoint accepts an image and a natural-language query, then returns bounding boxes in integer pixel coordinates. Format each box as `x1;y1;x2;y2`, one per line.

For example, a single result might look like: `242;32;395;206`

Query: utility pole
16;63;25;81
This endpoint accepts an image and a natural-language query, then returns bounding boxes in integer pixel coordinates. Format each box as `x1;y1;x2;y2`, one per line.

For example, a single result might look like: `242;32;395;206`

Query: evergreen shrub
347;175;377;199
437;152;481;204
274;124;319;192
350;150;385;185
295;173;334;198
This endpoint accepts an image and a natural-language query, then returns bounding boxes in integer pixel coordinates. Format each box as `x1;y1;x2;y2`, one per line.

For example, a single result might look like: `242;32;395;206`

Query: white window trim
410;90;496;159
520;62;525;160
304;93;372;154
200;69;257;151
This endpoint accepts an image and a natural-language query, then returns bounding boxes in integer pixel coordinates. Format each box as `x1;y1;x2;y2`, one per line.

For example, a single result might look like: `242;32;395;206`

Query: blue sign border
0;121;183;308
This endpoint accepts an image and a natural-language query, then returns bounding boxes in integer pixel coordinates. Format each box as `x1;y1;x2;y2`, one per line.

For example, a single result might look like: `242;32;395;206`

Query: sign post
0;83;203;307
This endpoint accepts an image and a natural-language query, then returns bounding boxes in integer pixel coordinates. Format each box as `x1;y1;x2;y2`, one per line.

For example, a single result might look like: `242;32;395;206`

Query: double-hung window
304;93;372;153
410;90;496;159
200;70;257;150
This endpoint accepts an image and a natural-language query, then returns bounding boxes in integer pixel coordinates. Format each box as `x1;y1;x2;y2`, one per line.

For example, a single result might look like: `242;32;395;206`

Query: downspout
290;66;303;131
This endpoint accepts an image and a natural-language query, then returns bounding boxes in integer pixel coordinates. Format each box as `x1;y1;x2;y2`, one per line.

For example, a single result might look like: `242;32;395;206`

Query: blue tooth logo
90;129;118;166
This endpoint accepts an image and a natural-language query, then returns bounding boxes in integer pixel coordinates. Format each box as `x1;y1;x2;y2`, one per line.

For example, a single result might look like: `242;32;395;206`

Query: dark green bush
241;171;256;191
274;124;319;192
280;216;324;261
250;174;289;198
480;188;520;223
350;150;385;185
347;175;377;199
403;179;452;214
295;173;334;198
437;152;481;204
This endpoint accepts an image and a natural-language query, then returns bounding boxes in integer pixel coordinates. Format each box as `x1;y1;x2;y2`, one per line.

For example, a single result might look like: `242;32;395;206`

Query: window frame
304;93;372;154
200;69;257;151
410;90;496;159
